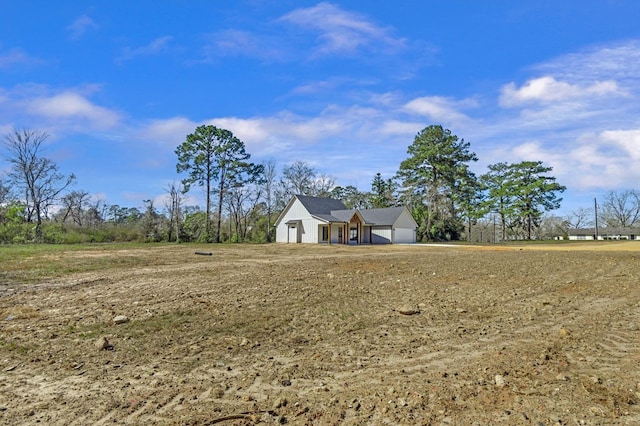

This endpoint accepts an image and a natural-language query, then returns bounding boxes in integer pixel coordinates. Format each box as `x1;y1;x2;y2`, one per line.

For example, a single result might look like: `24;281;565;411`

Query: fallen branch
208;414;248;424
207;410;274;424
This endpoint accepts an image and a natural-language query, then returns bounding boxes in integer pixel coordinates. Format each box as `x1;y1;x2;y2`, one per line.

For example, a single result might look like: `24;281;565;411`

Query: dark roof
568;227;640;235
295;195;347;215
359;207;406;226
284;195;414;227
329;209;358;222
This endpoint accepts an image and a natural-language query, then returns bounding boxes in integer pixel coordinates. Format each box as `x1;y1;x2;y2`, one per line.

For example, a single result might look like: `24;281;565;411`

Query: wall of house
300;218;320;243
568;235;595;240
395;209;418;229
275;225;288;243
392;209;417;243
275;199;310;243
330;225;345;244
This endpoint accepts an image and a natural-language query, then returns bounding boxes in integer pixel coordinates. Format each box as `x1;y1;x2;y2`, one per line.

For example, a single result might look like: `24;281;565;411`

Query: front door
288;225;299;243
349;227;358;244
338;227;343;244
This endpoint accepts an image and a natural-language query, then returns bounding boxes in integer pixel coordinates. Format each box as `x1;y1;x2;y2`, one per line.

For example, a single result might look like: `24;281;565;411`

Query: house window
350;227;358;241
321;226;329;242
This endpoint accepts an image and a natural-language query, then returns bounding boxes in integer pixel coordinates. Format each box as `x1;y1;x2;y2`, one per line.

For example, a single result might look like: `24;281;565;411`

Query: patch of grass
1;305;40;320
0;338;38;356
64;309;201;342
124;310;199;339
0;243;179;284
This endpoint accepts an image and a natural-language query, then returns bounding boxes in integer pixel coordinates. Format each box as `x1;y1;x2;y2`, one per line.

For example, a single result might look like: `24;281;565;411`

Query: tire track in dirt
2;245;640;424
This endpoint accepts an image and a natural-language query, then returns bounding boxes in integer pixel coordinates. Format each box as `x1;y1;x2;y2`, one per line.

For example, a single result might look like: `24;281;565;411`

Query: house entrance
349;227;358;244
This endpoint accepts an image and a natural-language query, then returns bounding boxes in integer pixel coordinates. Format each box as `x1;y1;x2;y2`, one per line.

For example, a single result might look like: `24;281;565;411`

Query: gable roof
273;194;347;226
275;195;416;227
296;194;347;215
329;209;369;224
359;207;408;226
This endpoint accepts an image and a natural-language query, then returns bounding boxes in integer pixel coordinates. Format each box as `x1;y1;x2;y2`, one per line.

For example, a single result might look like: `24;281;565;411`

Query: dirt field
1;242;639;425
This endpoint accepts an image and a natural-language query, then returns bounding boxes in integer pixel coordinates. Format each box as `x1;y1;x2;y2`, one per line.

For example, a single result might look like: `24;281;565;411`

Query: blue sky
2;1;640;216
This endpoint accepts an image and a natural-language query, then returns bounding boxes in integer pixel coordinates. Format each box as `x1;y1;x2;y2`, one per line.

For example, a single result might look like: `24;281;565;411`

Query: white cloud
140;103;413;166
138;115;299;156
291;79;342;95
26;92;120;129
66;15;99;40
601;129;640;161
0;123;13;136
209;112;346;155
500;76;623;107
204;30;286;62
207;117;272;144
0;48;41;69
379;120;424;136
118;36;173;63
460;40;640;202
500;128;640;192
279;2;405;57
137;117;197;148
403;96;474;126
537;40;640;83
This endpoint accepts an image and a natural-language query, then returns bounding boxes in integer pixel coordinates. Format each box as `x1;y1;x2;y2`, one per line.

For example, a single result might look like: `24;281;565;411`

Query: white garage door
393;228;415;244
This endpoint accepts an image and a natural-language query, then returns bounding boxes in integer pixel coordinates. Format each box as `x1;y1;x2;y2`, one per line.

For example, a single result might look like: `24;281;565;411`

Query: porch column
328;223;331;245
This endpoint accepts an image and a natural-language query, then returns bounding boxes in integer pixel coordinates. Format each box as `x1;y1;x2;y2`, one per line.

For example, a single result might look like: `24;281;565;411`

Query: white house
274;195;418;244
568;227;639;240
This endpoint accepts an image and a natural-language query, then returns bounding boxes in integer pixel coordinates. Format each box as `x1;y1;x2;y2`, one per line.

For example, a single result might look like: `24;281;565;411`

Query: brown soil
1;242;639;425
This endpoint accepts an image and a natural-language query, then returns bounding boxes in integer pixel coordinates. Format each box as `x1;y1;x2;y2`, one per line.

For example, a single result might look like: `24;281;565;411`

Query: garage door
393;228;415;244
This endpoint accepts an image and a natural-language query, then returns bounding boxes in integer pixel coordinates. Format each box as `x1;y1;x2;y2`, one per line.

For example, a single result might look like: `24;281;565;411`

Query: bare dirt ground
1;242;639;425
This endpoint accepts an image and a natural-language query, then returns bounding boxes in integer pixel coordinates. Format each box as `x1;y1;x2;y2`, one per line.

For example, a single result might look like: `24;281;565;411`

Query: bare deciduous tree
0;178;10;203
165;181;185;243
226;182;262;242
277;160;317;206
60;190;91;226
600;189;640;228
261;160;277;242
3;129;75;241
314;173;336;197
565;207;594;229
276;161;336;208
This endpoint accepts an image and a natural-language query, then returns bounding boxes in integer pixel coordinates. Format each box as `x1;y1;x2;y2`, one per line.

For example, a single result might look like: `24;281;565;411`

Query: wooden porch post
328;223;331;245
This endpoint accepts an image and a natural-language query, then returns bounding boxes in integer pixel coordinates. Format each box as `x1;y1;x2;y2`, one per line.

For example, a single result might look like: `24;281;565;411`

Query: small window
321;226;329;242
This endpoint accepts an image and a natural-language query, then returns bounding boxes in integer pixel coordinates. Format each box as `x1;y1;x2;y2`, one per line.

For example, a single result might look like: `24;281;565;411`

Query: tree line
1;124;624;245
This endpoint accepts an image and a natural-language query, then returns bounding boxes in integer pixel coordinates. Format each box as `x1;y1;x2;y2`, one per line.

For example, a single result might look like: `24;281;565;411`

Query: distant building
567;227;640;240
274;195;418;244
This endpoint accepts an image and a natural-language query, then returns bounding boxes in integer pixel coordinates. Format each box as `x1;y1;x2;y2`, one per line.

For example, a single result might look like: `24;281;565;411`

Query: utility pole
594;197;599;241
